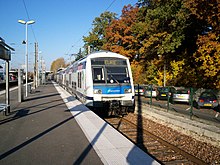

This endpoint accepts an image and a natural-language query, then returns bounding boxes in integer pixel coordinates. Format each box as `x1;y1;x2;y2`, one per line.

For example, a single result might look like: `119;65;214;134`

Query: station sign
0;44;11;60
0;37;14;61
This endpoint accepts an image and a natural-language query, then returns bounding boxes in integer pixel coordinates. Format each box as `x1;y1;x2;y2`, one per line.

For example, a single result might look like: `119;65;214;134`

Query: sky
0;0;137;71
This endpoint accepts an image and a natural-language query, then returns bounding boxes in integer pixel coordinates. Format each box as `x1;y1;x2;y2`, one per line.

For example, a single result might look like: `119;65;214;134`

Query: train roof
88;50;127;59
65;51;129;71
78;51;128;62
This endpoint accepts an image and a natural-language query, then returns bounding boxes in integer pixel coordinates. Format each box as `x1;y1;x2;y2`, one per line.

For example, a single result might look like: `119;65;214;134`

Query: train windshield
106;66;128;84
91;57;130;84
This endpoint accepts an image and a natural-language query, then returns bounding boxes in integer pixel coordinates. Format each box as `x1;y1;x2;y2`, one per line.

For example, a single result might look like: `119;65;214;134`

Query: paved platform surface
0;82;103;165
0;82;159;165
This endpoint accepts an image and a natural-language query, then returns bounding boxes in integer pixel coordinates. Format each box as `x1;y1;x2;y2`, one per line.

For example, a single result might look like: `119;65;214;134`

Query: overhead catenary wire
22;0;38;43
20;0;40;73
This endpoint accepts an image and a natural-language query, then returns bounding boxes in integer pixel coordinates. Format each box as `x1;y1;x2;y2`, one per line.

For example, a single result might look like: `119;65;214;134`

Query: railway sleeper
144;141;161;146
160;154;185;161
120;129;135;133
146;148;175;155
163;159;194;165
145;145;168;151
150;148;173;155
152;154;185;162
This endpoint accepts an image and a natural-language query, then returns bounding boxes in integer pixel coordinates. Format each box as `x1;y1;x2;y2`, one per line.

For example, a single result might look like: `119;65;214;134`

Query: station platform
0;82;159;165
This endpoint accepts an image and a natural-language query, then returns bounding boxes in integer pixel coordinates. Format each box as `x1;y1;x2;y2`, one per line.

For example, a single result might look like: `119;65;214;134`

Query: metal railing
135;85;220;122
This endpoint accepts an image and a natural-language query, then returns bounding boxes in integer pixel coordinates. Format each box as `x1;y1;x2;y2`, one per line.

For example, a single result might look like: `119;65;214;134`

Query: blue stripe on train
93;85;131;94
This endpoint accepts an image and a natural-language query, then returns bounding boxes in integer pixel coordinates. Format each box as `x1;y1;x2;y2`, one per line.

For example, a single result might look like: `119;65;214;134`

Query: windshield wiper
106;68;120;85
109;74;120;85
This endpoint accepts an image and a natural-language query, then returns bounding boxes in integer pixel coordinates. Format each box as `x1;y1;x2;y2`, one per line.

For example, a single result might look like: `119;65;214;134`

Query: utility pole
34;42;38;88
88;46;91;54
164;61;166;87
40;55;43;85
34;43;36;88
36;42;39;87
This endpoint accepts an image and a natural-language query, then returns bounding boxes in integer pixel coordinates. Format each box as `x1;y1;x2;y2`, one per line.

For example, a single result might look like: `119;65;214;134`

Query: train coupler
109;100;127;116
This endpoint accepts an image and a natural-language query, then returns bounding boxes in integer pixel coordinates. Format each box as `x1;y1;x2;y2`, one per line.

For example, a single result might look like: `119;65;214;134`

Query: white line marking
52;81;159;165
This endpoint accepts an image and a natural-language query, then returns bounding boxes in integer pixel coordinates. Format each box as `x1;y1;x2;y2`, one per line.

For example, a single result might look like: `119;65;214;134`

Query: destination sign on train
91;58;126;65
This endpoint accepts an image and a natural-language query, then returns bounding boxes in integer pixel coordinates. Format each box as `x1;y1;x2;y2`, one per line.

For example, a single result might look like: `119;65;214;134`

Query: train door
77;70;85;88
77;72;81;89
72;72;77;94
63;74;66;88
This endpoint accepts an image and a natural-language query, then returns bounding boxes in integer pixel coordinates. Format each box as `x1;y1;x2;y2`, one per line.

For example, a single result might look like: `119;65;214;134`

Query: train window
69;74;71;85
78;72;82;88
93;67;105;83
106;66;129;83
80;72;81;88
78;72;80;88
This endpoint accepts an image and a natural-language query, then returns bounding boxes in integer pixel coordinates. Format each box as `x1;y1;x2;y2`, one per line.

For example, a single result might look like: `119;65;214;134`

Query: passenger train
56;51;135;116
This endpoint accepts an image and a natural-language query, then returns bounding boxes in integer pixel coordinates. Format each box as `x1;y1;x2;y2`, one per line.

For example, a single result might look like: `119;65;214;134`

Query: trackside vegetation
51;0;220;89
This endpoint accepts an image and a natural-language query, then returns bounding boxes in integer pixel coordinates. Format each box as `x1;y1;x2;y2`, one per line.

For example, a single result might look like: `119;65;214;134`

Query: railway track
104;115;207;165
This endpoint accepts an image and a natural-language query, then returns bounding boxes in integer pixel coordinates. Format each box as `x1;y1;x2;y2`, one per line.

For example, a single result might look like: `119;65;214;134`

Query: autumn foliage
82;0;220;89
50;58;66;74
103;5;139;61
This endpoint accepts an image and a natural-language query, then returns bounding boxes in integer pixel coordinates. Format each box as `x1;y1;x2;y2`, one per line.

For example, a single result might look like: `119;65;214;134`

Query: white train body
58;51;135;115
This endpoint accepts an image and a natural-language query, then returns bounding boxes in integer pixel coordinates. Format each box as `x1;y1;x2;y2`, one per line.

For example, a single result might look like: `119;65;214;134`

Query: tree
80;0;220;88
50;58;66;73
83;11;117;52
103;5;139;61
131;60;145;84
184;0;220;88
133;0;192;85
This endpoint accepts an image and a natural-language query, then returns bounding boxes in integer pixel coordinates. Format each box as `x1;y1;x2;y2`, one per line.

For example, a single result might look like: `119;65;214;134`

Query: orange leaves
182;0;220;88
130;61;145;84
184;0;220;31
103;5;139;60
82;0;220;88
50;58;66;73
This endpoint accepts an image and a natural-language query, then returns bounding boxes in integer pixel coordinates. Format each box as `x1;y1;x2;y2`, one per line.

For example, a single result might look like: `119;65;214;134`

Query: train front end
86;52;135;116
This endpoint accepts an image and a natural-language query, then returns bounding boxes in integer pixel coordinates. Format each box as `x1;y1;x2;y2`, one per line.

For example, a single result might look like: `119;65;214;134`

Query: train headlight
94;89;102;94
124;88;132;93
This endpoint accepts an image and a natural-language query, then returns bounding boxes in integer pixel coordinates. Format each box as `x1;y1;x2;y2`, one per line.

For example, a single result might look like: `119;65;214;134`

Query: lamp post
158;55;166;87
163;61;166;87
18;19;35;97
38;51;42;86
